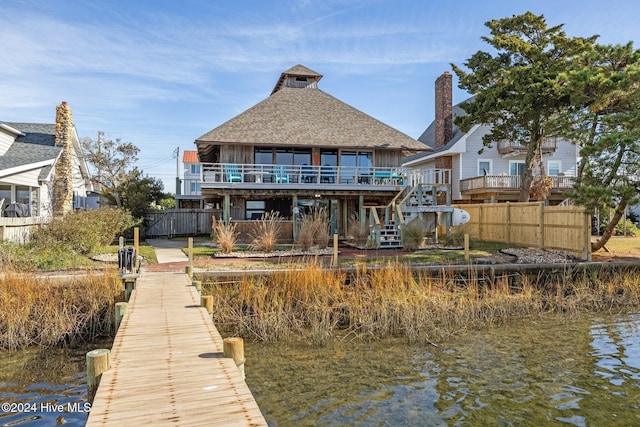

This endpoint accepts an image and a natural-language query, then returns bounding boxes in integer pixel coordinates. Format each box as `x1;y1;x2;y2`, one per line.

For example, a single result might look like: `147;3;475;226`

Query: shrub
213;220;238;254
298;208;331;250
347;213;370;247
401;220;427;250
31;207;134;255
615;218;640;237
249;211;283;252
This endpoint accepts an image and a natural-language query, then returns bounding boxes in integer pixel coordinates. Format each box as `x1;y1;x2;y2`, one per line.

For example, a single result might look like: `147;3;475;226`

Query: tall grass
0;271;121;350
212;218;238;254
249;211;283;252
203;264;640;345
298;208;331;251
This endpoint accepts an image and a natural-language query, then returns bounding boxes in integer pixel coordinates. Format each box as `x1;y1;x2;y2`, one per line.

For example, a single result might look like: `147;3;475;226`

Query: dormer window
295;77;308;82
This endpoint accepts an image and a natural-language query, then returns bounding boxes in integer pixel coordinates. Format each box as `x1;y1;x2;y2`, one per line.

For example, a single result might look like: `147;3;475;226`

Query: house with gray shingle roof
403;72;578;204
195;65;453;244
0;102;92;220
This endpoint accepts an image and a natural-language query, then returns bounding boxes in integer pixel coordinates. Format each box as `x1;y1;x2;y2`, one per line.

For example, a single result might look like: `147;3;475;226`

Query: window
190;164;201;174
0;185;11;204
254;148;273;165
478;160;492;176
548;160;561;176
190;182;201;193
246;200;265;220
509;161;525;176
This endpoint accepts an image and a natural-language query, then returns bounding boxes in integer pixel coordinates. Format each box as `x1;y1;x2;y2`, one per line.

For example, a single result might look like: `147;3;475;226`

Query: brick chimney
435;71;453;147
53;101;74;216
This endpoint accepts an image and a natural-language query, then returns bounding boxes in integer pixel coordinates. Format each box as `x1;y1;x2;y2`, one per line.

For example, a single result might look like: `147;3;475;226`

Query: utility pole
175;146;181;196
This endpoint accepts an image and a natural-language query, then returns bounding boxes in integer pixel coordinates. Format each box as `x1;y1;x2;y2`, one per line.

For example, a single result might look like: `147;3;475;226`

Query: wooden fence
456;202;591;261
0;216;47;244
145;209;220;238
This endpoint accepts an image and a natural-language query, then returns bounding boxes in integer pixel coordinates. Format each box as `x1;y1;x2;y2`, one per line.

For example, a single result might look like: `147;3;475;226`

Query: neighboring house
0;102;92;218
403;72;578;204
176;150;205;209
195;64;437;242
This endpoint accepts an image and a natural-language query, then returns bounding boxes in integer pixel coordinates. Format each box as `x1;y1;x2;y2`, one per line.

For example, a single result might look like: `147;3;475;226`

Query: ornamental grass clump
298;208;331;251
0;270;121;350
212;219;238;254
249;211;283;252
203;263;640;345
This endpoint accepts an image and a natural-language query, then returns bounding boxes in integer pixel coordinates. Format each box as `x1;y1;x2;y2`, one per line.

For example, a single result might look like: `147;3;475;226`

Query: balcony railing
200;163;452;188
460;175;575;192
497;137;558;155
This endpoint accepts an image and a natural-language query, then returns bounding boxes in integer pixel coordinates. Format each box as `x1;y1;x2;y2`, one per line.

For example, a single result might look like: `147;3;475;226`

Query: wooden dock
86;271;267;426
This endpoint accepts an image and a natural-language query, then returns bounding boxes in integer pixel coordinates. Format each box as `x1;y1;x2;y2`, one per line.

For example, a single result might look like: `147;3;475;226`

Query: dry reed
0;270;121;350
212;219;238;254
204;263;640;345
249;211;283;252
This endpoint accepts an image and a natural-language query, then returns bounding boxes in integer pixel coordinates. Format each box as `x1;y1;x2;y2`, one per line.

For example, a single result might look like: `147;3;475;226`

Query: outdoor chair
320;164;335;183
301;164;315;183
274;165;289;183
225;164;242;182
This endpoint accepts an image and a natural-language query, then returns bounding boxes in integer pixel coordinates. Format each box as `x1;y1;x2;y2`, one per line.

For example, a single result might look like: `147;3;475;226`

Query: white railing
460;175;575;192
200;163;451;187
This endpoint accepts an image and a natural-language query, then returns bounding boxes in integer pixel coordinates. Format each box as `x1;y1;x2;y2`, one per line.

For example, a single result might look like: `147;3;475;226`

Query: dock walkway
86;271;267;426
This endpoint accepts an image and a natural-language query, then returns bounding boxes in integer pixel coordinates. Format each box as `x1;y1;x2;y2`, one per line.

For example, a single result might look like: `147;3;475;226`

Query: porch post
223;194;230;225
359;195;365;228
292;195;298;242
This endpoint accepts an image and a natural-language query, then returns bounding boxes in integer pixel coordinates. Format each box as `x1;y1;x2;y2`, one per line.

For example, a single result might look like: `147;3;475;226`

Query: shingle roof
4;122;57;146
0;122;61;178
196;78;428;154
403;98;472;164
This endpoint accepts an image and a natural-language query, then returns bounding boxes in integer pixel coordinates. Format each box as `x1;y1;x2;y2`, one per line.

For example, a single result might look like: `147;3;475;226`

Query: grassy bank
0;271;122;350
202;262;640;344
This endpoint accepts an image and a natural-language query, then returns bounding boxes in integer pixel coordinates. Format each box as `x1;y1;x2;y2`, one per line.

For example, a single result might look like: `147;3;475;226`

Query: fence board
145;209;220;237
456;202;591;261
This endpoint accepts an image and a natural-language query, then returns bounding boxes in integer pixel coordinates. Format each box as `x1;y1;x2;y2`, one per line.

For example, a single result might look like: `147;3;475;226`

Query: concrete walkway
145;239;188;264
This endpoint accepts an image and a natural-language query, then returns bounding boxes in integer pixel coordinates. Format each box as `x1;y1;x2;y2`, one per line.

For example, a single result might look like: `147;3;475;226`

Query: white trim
0;123;23;136
0;159;56;180
477;159;492;176
402;124;482;167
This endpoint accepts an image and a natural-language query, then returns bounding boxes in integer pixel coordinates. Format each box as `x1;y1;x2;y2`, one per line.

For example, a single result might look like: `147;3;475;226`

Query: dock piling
86;349;111;403
223;337;245;380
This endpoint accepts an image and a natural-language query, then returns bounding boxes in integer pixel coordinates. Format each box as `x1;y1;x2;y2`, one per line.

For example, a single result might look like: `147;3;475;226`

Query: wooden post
186;237;193;278
123;279;135;301
115;302;128;331
538;201;545;249
118;236;124;249
464;233;470;263
133;227;139;271
86;349;111;403
223;337;245;380
192;280;202;293
332;233;339;267
201;295;213;314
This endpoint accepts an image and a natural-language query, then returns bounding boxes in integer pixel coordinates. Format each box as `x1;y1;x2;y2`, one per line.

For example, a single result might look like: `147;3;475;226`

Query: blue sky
2;0;639;193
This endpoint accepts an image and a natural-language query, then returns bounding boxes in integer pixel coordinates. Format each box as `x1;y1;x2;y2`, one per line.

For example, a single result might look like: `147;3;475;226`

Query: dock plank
86;271;267;426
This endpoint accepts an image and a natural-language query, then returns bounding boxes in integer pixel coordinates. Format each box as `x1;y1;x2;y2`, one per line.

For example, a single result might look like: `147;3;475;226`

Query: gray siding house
404;72;578;204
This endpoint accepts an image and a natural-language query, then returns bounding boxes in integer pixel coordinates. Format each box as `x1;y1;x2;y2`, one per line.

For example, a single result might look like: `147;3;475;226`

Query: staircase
363;183;452;249
378;220;402;248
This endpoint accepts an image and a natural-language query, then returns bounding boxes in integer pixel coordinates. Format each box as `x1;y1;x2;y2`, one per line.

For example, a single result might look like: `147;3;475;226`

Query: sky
2;0;639;194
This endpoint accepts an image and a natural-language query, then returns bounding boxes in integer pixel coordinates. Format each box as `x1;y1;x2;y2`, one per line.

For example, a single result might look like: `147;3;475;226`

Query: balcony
497;137;558;156
200;163;450;189
460;174;575;194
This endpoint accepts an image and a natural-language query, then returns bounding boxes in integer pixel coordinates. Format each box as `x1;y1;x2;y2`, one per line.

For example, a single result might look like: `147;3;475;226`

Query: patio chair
225;164;242;183
301;164;315;183
274;165;289;183
321;164;335;183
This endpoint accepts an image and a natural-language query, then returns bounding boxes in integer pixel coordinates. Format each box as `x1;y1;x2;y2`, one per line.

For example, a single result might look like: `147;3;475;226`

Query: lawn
592;236;640;259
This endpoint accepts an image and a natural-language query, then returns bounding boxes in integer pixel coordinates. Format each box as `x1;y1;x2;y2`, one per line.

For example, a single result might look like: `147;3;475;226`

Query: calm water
0;342;110;427
1;315;639;426
245;312;640;426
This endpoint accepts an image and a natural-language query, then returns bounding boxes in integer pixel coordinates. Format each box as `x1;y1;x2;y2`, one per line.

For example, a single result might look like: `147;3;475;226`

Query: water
0;342;110;427
1;315;639;426
245;313;640;426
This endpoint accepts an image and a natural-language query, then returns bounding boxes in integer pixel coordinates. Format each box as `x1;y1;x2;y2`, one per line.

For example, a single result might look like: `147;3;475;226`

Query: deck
86;271;267;426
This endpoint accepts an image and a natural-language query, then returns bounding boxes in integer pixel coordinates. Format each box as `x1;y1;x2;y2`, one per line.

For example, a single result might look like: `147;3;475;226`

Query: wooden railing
460;175;575;193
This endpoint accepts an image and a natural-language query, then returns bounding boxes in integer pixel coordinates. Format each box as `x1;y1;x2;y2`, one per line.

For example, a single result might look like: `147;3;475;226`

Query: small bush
213;220;238;254
402;221;427;250
347;214;369;247
31;207;134;255
615;218;640;237
250;211;283;252
298;208;331;250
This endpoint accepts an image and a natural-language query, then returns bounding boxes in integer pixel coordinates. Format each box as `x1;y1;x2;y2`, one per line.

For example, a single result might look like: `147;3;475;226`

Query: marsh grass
298;208;331;251
204;263;640;345
0;270;121;350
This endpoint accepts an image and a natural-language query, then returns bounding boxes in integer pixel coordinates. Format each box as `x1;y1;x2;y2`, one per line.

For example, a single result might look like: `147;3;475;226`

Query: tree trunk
591;199;628;252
